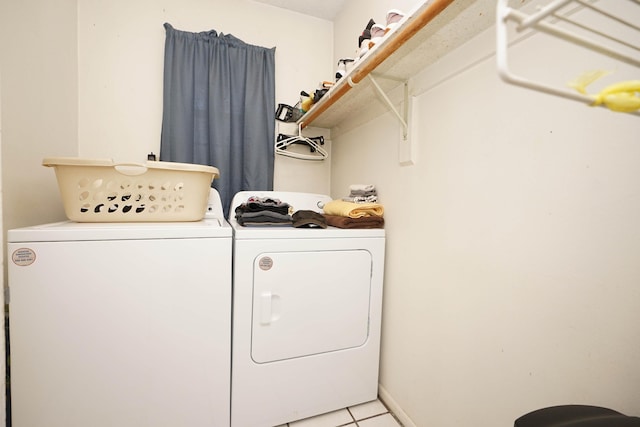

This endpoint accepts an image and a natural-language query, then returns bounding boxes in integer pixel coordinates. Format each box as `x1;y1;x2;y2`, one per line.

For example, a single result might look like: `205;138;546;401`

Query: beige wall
0;0;78;231
331;1;640;427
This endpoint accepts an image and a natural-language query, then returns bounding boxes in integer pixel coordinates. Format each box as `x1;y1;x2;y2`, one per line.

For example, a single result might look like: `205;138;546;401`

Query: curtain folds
160;23;275;217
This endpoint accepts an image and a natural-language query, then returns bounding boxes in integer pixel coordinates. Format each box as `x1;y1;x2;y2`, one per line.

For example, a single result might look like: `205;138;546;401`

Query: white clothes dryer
229;191;385;427
8;190;232;427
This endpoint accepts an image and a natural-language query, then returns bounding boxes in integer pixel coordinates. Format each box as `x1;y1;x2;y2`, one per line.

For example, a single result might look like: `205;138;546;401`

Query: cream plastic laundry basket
43;157;219;222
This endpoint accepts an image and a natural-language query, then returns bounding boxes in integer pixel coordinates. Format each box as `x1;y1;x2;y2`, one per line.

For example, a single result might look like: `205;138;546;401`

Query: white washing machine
229;191;386;427
8;190;232;427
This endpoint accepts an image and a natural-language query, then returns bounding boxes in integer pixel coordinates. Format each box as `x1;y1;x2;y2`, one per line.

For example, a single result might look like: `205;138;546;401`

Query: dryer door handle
260;291;273;325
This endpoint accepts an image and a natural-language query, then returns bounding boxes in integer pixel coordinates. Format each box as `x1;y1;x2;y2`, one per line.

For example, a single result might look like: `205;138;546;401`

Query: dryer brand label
258;256;273;271
12;248;36;267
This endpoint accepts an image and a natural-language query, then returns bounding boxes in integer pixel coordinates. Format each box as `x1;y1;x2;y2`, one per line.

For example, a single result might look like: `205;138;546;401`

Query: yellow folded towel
322;199;384;218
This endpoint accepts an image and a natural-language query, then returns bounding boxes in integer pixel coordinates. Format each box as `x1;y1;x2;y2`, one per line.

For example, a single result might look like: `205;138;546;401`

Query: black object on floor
515;405;640;427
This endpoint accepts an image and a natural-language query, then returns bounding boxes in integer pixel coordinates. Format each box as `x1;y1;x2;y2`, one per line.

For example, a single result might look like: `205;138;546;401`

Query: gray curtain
160;23;275;217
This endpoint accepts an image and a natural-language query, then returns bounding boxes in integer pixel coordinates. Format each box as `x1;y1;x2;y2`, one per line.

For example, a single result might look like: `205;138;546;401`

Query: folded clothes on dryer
324;214;384;229
244;196;291;215
323;199;384;218
342;195;379;203
342;184;378;203
349;184;375;193
235;196;292;226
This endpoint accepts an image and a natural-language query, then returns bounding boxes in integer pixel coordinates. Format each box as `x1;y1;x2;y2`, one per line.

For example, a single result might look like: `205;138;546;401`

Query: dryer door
251;250;372;363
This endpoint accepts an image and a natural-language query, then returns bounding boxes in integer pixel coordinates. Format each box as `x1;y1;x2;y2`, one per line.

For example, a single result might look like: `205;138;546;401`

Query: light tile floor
275;399;403;427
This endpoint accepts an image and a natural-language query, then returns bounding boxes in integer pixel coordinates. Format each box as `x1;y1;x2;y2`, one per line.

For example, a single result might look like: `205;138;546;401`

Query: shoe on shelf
385;9;405;34
356;45;369;60
355;29;370;59
363;18;375;33
367;24;386;50
335;58;355;81
358;29;371;49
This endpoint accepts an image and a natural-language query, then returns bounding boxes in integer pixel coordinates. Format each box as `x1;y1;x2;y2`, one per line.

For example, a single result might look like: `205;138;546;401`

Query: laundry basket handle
114;163;149;176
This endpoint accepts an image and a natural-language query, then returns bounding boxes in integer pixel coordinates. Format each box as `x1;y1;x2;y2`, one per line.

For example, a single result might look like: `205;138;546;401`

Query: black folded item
236;210;292;226
358;18;376;46
292;210;327;229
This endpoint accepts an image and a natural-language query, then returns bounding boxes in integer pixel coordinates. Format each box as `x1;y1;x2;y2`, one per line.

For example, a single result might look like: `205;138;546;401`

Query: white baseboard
378;384;417;427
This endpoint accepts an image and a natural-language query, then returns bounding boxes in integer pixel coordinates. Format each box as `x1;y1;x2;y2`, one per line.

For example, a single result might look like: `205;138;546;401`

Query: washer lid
8;219;231;242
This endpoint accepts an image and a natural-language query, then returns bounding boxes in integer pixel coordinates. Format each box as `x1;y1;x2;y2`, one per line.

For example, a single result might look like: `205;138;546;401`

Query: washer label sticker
12;248;36;267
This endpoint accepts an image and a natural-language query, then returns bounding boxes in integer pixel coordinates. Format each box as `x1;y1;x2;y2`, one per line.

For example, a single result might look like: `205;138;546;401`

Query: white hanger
275;123;328;161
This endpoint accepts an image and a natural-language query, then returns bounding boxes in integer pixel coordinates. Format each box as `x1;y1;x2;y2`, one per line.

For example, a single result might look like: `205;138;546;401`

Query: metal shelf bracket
368;74;409;139
368;74;416;165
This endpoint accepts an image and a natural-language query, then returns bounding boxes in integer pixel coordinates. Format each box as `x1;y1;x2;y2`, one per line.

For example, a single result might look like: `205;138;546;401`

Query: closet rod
496;0;640;115
299;0;455;130
504;1;640;67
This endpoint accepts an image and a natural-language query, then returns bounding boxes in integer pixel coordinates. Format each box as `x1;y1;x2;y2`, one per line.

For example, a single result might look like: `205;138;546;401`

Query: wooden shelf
298;0;500;131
